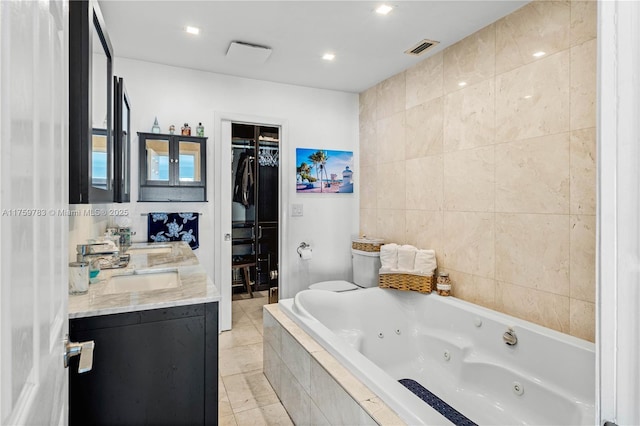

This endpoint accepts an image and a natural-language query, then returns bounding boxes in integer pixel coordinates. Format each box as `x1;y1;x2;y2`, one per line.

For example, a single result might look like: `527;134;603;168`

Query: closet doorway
230;123;280;300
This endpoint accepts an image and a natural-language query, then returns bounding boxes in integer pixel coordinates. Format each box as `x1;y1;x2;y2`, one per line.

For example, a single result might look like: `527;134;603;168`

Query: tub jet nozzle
503;328;518;346
513;381;524;395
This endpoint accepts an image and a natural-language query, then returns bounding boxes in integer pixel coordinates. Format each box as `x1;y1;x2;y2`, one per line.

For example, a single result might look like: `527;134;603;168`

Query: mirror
91;16;110;191
145;138;171;182
178;141;203;183
114;76;131;202
91;129;107;189
69;0;114;203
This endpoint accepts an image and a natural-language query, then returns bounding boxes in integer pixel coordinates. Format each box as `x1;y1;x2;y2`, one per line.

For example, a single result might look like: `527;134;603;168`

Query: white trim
213;111;288;331
5;369;38;426
597;1;640;424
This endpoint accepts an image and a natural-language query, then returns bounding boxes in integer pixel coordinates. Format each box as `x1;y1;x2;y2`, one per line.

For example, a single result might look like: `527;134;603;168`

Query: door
216;115;285;331
0;1;69;424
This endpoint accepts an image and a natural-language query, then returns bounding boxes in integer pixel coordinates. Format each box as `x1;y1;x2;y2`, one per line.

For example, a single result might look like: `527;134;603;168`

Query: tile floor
219;290;293;425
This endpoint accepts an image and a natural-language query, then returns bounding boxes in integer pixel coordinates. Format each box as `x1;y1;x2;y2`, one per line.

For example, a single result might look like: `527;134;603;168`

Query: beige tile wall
359;1;596;341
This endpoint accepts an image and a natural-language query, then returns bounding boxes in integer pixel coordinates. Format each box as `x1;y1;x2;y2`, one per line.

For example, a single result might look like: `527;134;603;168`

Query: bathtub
279;287;595;425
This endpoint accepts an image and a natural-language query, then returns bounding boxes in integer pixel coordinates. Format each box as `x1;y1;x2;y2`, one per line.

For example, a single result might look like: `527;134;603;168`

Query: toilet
309;239;382;292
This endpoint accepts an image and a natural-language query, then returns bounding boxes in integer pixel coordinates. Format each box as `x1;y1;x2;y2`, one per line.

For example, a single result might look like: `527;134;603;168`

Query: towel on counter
380;243;399;269
414;249;437;275
397;245;417;271
147;212;199;250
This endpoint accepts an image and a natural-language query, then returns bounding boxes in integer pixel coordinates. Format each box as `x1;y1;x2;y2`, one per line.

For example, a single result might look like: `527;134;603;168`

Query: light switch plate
291;203;303;217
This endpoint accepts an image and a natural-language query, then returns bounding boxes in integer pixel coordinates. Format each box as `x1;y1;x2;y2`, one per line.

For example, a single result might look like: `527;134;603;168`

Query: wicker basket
352;238;384;252
378;272;434;293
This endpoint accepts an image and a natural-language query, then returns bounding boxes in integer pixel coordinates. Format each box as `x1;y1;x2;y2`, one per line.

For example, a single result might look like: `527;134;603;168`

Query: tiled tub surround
69;241;220;318
263;304;406;426
277;288;595;425
359;0;597;340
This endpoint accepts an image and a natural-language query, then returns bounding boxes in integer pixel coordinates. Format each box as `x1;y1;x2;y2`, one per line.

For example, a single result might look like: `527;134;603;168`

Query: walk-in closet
231;123;279;299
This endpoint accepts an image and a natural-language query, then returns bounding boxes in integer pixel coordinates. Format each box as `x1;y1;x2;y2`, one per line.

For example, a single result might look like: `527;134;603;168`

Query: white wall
106;57;359;300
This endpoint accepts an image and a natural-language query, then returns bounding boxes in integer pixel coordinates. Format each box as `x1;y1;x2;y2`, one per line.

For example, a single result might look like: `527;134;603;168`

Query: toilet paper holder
297;242;311;257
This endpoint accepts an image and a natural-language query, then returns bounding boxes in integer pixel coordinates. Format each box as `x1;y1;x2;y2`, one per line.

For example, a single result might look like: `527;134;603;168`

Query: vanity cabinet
138;132;207;202
68;302;218;425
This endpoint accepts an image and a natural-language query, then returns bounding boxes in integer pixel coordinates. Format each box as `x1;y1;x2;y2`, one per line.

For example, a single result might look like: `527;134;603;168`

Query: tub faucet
503;328;518;346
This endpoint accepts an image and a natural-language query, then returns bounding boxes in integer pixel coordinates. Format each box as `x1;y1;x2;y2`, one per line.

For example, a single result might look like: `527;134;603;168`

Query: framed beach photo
296;148;354;193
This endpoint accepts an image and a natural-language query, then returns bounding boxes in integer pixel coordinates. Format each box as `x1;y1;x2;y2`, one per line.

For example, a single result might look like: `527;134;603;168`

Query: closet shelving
231;123;279;295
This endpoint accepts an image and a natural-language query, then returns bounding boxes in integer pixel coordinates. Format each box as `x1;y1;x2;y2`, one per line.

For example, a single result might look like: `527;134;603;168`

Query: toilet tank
352;249;381;288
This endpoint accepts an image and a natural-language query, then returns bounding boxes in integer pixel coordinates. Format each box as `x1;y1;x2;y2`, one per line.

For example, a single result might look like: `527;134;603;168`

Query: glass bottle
436;272;452;296
69;261;89;294
196;122;204;137
181;123;191;136
152;116;161;134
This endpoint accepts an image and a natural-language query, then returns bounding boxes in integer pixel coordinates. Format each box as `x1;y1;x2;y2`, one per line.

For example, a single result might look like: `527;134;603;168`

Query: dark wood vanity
67;242;220;425
69;303;218;425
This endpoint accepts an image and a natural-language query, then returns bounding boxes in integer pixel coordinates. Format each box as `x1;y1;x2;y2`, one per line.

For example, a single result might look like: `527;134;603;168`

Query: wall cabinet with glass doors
138;132;207;202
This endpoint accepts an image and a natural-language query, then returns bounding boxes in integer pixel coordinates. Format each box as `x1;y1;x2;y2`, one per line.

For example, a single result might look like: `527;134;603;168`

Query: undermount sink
102;270;180;294
127;244;172;255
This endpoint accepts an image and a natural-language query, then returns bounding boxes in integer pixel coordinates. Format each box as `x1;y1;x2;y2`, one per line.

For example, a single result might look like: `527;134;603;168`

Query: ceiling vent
404;39;439;56
226;41;272;65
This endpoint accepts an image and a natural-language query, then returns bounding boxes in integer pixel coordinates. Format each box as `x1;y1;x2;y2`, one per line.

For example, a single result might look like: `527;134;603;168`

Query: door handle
64;334;95;374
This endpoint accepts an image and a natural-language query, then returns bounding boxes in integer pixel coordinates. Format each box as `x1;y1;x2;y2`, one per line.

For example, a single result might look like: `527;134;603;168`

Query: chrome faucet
76;243;118;261
76;243;129;269
503;327;518;346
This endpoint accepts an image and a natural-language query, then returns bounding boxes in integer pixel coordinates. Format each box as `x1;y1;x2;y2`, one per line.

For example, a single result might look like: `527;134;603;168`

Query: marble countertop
69;241;220;319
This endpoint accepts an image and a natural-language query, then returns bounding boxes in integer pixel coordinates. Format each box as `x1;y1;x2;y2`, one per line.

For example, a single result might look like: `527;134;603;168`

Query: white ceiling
99;1;528;94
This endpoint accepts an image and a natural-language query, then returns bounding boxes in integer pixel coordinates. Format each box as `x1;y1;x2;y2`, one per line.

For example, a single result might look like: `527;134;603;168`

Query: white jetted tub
279;287;595;425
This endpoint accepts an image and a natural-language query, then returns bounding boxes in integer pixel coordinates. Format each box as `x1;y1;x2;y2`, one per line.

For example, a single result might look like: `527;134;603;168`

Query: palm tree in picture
309;150;329;192
308;151;321;191
297;162;313;183
320;152;330;189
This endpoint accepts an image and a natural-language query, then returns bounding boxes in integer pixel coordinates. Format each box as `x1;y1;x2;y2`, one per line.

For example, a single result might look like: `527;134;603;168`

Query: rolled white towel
380;243;398;269
414;249;437;274
397;245;417;271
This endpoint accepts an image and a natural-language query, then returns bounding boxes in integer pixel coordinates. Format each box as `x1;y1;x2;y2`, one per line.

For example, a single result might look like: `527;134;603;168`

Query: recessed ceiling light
532;51;546;58
376;5;393;15
524;95;533;99
322;53;335;61
185;26;200;35
458;81;467;87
